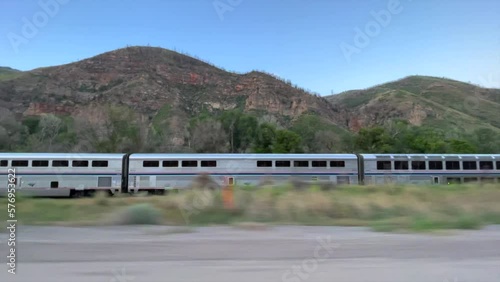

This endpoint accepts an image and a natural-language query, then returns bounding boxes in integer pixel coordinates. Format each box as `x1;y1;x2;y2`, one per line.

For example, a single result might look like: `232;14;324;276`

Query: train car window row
141;160;218;168
140;159;348;168
255;160;346;168
142;160;217;167
1;159;109;168
377;160;500;170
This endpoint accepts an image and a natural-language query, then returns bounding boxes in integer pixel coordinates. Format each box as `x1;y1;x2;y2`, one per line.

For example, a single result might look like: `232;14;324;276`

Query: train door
225;177;235;186
432;176;440;185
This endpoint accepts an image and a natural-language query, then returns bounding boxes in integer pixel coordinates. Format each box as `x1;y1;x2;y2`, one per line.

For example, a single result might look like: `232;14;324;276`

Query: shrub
109;203;162;225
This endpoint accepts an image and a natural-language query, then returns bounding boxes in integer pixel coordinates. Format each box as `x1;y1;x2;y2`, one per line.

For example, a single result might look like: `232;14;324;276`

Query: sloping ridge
326;75;500;132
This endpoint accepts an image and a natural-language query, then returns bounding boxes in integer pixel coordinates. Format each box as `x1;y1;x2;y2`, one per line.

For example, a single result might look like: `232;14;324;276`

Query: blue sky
1;0;499;94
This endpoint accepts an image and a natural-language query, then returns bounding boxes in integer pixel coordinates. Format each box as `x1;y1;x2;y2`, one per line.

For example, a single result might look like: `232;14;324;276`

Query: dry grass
1;183;499;232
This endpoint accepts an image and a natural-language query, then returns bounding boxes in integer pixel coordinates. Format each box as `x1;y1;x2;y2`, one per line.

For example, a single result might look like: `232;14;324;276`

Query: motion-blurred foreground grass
1;183;500;233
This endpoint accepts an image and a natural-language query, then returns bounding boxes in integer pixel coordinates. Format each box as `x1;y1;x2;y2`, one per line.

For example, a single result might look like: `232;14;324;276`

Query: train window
163;160;179;167
294;161;309;167
92;161;108;167
429;161;443;170
143;161;159;167
311;161;327;167
275;161;291;167
257;161;272;167
11;160;28;167
479;161;493;170
0;160;7;167
201;160;217;167
412;161;426;170
377;161;391;170
52;160;69;167
496;161;500;170
50;181;59;188
32;160;49;167
462;161;477;170
72;160;89;167
394;161;408;170
330;161;345;167
445;161;460;170
182;160;198;167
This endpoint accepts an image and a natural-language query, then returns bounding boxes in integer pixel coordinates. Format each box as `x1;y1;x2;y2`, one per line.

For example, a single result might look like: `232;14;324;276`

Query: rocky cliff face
0;47;344;133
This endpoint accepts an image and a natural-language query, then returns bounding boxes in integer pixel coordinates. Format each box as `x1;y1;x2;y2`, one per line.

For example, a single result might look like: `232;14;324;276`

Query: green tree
353;126;393;153
446;139;477;153
469;128;500;153
219;110;258;152
253;123;277;153
273;130;302;153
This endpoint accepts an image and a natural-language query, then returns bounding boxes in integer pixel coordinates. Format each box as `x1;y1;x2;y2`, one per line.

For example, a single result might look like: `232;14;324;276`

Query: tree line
0;106;498;154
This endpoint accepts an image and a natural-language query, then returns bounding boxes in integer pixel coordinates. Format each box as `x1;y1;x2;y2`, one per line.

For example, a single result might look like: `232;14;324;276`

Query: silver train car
1;153;499;197
0;153;125;197
128;153;360;192
359;154;500;185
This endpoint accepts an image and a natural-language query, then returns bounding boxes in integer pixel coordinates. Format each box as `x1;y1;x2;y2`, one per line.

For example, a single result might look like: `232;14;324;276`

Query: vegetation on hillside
0;104;498;153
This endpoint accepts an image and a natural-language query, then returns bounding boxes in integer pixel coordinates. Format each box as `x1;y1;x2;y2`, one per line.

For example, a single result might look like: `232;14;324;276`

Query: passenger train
1;153;499;197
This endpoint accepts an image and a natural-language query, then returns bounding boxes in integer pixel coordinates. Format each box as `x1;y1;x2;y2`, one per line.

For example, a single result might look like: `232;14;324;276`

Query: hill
0;47;498;153
0;46;341;122
0;46;346;153
325;75;500;134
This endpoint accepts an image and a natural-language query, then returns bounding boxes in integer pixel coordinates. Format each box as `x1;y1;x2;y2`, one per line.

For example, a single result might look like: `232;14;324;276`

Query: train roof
0;153;125;160
361;154;500;160
129;153;358;160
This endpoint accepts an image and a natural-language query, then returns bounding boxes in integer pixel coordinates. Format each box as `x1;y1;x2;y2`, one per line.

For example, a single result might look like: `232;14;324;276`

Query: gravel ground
1;225;500;282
